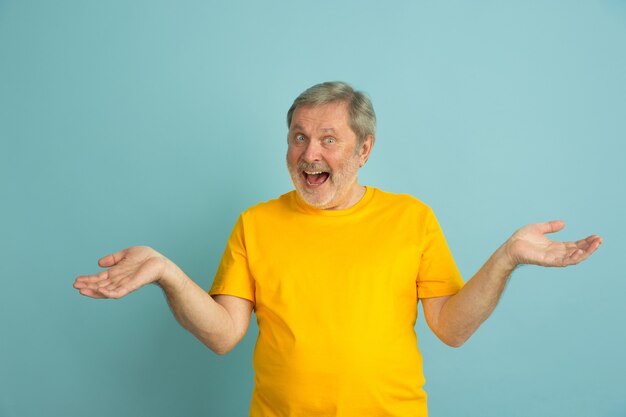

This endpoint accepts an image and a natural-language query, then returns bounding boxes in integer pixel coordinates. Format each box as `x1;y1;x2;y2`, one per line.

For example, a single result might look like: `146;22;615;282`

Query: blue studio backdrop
1;1;625;416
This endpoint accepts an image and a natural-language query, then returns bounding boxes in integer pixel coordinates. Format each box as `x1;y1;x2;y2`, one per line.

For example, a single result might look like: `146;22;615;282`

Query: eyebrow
290;124;337;134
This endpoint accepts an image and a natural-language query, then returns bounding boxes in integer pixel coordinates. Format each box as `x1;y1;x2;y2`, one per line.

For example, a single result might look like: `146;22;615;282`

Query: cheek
286;148;299;166
287;148;297;165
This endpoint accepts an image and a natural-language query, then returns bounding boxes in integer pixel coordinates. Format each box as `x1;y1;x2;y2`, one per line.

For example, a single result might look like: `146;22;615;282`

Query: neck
329;183;366;210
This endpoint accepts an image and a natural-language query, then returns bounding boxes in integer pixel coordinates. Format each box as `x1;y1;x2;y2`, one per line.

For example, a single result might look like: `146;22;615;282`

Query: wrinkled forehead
288;102;352;133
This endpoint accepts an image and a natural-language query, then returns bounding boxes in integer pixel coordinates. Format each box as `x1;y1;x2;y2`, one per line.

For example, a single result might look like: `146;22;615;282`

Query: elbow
443;338;466;348
196;324;241;356
206;333;242;356
438;333;469;348
208;339;237;356
212;346;232;356
430;321;473;348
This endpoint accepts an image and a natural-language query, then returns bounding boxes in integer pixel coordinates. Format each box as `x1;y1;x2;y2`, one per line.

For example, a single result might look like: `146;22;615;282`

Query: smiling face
287;101;373;210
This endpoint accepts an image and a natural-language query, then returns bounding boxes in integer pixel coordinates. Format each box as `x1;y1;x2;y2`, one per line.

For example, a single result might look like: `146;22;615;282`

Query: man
74;82;602;416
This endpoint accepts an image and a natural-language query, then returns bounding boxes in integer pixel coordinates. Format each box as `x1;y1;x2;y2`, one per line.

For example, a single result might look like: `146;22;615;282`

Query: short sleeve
416;209;464;299
209;215;256;303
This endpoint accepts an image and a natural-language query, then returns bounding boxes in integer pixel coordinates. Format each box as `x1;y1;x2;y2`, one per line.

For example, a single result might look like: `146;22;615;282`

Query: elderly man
74;82;602;417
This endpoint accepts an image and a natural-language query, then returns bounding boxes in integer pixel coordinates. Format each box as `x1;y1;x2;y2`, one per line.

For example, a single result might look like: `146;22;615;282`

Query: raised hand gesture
74;246;168;299
504;220;602;268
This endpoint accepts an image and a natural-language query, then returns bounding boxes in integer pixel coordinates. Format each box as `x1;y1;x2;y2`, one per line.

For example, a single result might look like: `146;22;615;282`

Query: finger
99;274;143;297
537;220;565;235
572;237;602;255
76;271;121;293
567;249;586;265
74;272;110;290
562;241;579;251
77;287;108;299
98;262;157;297
75;270;109;284
97;272;130;293
78;279;111;291
585;236;603;254
587;235;603;246
97;286;127;300
574;246;591;259
98;249;127;268
573;235;600;249
564;238;602;265
99;279;126;293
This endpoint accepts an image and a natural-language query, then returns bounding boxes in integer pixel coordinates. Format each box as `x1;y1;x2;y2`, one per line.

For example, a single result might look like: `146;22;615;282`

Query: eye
324;137;336;145
294;134;305;143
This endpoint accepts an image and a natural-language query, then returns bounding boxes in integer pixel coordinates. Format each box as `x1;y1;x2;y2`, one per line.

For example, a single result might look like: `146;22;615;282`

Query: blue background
1;1;625;416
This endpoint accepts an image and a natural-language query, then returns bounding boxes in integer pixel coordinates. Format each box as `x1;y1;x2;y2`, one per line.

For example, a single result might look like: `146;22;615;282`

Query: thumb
98;249;127;267
537;220;565;235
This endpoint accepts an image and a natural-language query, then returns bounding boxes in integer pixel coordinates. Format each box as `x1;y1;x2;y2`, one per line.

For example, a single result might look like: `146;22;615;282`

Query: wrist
495;241;519;273
156;258;185;292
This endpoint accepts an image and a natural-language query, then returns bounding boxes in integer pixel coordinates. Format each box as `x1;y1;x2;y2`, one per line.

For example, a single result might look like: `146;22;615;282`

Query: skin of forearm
157;260;237;355
436;244;517;347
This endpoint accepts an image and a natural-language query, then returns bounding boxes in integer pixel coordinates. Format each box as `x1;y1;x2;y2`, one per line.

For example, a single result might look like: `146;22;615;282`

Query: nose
301;140;323;163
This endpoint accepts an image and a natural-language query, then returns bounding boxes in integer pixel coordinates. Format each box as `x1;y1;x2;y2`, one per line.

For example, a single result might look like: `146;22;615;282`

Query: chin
300;192;332;209
296;186;336;209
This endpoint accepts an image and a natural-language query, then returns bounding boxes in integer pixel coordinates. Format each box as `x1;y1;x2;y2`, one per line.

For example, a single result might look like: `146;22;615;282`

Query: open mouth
303;170;330;187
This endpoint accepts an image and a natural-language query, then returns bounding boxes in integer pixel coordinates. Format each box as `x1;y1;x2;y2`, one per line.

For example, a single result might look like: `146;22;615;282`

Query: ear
358;135;375;167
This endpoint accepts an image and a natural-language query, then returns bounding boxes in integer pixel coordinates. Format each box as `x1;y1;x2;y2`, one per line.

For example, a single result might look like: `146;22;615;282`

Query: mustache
297;161;331;173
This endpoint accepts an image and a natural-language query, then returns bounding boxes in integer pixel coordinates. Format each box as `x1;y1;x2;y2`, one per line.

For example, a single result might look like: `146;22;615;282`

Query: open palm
506;220;602;267
74;246;167;299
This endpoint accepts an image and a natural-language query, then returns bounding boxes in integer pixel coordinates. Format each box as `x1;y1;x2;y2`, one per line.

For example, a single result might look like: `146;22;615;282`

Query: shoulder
370;187;434;217
241;190;296;219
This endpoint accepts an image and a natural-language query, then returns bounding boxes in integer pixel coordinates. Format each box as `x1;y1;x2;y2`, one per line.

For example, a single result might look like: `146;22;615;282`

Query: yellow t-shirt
210;187;464;417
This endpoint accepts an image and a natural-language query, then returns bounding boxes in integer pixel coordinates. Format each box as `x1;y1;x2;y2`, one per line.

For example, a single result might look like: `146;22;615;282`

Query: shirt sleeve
416;209;464;299
209;214;256;303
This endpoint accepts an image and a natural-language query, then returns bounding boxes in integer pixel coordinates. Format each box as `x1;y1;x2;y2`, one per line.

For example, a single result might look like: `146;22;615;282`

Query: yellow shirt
210;187;464;417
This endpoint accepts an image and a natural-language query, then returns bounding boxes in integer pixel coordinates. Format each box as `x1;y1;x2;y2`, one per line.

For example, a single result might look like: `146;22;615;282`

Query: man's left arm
422;220;602;347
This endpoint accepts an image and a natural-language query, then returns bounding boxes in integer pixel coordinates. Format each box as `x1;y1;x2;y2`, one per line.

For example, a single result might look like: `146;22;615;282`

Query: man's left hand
504;220;602;268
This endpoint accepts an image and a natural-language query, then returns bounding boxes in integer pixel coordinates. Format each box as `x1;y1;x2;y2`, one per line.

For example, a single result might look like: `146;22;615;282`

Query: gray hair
287;81;376;144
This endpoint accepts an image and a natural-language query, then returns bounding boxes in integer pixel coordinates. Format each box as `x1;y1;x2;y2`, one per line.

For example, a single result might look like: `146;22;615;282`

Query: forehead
289;102;352;134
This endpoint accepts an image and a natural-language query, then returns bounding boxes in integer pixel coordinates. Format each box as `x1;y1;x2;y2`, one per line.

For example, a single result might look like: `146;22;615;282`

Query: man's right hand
74;246;254;354
74;246;169;299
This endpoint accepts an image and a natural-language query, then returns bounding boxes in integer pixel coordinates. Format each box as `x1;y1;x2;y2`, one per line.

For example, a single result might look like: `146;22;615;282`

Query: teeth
304;171;324;174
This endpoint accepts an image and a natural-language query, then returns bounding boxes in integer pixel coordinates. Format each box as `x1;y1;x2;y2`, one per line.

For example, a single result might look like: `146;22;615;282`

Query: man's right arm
73;246;253;355
159;260;253;354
